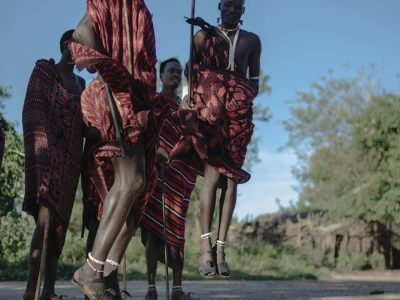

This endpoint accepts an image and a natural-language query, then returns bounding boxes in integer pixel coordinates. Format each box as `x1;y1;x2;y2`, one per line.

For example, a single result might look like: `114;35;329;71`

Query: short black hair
60;29;74;53
220;0;245;4
160;58;181;75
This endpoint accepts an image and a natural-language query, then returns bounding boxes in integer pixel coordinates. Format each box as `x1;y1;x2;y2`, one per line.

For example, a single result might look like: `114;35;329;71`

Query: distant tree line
283;67;400;223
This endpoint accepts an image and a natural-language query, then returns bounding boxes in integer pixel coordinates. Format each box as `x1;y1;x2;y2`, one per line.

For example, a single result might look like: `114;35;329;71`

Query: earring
217;17;221;24
239;20;244;25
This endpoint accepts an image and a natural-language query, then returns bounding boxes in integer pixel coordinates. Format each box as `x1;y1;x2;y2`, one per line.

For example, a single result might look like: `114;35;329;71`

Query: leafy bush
336;250;372;271
0;212;34;280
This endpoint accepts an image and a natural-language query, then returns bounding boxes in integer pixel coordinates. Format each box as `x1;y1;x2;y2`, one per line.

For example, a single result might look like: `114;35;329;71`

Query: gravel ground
1;272;400;300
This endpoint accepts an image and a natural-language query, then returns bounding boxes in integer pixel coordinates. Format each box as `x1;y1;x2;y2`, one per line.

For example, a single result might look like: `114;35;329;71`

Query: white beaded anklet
201;232;212;240
87;258;104;273
106;258;120;267
87;252;105;273
88;252;105;265
216;240;226;247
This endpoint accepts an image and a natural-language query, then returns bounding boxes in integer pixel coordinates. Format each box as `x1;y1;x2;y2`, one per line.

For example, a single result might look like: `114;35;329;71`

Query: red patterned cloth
141;105;197;248
22;59;83;253
0;128;4;168
71;0;173;229
169;28;257;183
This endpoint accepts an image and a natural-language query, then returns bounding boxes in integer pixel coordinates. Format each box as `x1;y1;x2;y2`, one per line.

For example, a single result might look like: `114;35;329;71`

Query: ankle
200;232;213;249
86;252;105;274
216;240;226;251
104;258;119;276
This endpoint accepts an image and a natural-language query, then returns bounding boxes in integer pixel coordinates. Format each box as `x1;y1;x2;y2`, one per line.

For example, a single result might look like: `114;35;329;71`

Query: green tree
347;94;400;222
244;71;271;170
282;67;387;218
0;86;24;216
0;86;32;279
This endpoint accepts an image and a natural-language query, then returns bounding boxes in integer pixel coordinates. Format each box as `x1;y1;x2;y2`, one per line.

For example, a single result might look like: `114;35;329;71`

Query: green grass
0;232;323;281
115;237;323;281
0;213;322;281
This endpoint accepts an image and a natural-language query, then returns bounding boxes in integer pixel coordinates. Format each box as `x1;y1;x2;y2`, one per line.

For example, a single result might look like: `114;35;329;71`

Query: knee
131;173;146;193
116;172;146;197
168;250;183;270
225;178;237;193
203;166;221;189
37;206;53;229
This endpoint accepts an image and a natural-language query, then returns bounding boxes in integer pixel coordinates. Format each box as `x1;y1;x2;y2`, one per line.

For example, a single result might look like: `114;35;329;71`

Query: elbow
72;28;84;45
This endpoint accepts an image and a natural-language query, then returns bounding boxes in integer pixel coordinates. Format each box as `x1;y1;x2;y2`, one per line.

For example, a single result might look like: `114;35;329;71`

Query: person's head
218;0;245;28
60;29;74;53
59;29;74;63
160;58;182;89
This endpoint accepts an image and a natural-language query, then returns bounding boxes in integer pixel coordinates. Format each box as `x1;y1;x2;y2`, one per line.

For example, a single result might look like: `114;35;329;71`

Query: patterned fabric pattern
22;59;83;253
141;114;197;248
71;0;173;229
169;28;257;183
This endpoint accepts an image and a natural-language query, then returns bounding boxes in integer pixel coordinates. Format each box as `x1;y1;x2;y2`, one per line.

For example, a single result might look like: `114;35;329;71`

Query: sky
1;1;400;220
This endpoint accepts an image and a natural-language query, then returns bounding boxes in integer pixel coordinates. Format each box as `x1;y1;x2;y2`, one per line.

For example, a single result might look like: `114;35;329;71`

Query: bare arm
248;34;262;95
192;30;205;64
73;13;104;54
185;30;204;102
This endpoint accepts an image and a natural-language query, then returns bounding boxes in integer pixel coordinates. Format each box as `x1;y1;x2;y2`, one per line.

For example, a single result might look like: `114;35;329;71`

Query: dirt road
1;271;400;300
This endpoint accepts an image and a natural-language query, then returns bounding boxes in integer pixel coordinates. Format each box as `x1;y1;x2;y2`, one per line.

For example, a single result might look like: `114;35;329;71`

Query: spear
187;0;196;106
161;165;170;300
34;219;49;300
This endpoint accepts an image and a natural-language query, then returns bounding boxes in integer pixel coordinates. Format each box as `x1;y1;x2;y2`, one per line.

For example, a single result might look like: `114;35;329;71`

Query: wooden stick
187;0;196;106
34;218;49;300
161;165;170;300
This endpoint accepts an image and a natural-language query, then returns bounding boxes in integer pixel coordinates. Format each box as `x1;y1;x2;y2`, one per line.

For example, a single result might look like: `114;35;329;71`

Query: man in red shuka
168;0;261;279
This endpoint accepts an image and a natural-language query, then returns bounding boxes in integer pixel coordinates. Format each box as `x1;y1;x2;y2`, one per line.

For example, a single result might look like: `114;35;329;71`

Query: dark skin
192;0;261;275
193;0;261;89
144;61;191;295
23;41;85;300
72;12;148;298
89;61;194;299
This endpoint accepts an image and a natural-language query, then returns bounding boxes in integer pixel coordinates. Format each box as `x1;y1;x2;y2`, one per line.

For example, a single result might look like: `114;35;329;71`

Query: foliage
283;68;377;154
0;212;33;263
0;86;25;216
282;67;400;223
0;85;32;279
0;125;25;216
122;238;321;280
244;72;271;171
347;95;400;222
335;251;385;271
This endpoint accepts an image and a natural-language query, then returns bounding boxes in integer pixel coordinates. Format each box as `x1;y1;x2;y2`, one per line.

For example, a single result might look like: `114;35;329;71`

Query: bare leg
74;138;146;294
216;177;237;277
217;177;236;242
92;148;146;259
143;230;159;299
102;207;137;298
171;247;198;299
171;249;183;300
23;206;54;300
198;163;220;277
41;221;59;300
85;216;99;257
